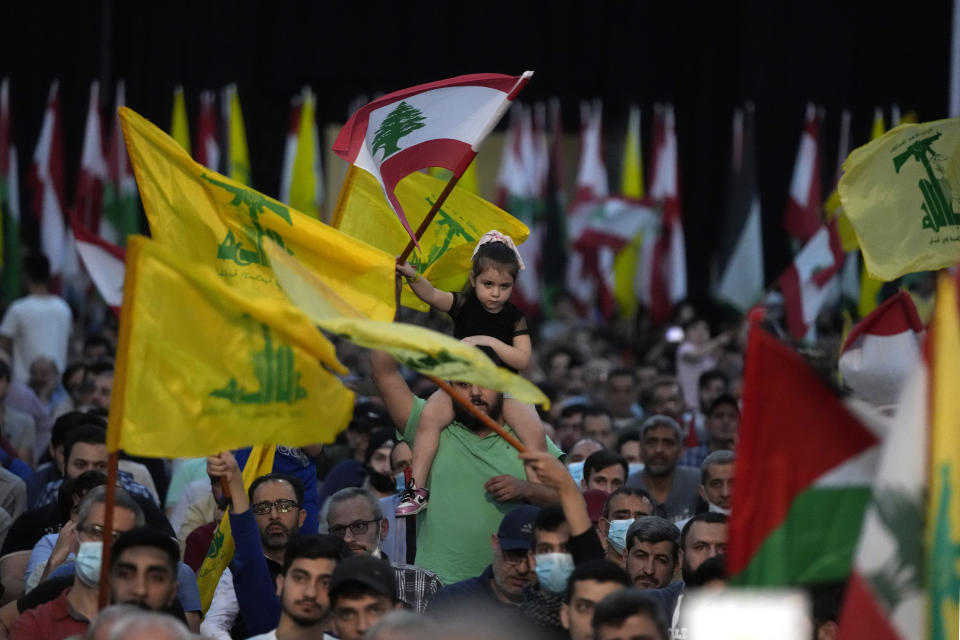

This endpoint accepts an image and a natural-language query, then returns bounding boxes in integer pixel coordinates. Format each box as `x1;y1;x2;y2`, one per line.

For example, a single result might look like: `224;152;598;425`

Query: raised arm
396;261;454;312
369;349;416;438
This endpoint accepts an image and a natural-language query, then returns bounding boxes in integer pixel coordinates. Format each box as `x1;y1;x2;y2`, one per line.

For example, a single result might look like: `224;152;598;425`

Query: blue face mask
628;462;644;478
75;540;103;587
395;473;406;492
534;552;575;594
567;461;585;485
606;519;635;555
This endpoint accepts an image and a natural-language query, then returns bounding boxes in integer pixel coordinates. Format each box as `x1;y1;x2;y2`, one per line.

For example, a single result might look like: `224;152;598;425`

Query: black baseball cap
329;555;397;601
497;505;540;551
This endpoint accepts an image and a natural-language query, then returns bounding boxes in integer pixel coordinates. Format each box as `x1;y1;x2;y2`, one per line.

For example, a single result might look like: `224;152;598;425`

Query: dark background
0;0;952;307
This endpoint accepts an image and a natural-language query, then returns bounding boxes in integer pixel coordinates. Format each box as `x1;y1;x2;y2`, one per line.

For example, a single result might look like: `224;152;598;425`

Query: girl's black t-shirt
449;290;529;346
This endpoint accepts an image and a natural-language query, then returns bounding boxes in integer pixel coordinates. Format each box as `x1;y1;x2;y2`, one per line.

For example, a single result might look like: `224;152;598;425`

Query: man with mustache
202;452;307;639
369;348;563;586
626;416;699;522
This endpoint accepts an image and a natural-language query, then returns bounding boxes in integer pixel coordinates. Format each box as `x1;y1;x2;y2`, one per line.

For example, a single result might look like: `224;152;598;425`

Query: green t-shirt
401;396;562;584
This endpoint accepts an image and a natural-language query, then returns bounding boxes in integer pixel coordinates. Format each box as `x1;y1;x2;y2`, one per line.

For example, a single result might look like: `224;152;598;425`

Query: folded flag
118;107;396;322
108;236;353;459
266;240;549;408
333;72;532;244
29;81;67;275
784;103;823;246
332;166;528;310
170;85;190;154
728;327;880;586
838;291;924;407
839;116;960;281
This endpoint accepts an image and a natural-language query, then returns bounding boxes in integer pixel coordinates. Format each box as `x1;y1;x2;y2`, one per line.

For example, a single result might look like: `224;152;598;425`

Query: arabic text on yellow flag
290;88;323;219
224;84;251;186
838;117;960;282
170;86;190;155
196;444;275;611
107;236;354;459
332;166;528;311
266;240;549;408
118;106;395;322
926;274;960;639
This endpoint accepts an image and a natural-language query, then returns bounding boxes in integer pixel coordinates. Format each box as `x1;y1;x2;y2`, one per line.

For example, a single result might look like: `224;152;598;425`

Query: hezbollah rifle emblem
892;133;960;232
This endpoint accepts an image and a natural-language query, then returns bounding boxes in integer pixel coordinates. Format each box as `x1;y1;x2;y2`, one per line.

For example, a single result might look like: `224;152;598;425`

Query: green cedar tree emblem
409;199;475;273
206;528;225;559
864;486;925;613
892;132;960;232
201;173;294;267
371;101;426;159
929;463;960;640
210;323;307;405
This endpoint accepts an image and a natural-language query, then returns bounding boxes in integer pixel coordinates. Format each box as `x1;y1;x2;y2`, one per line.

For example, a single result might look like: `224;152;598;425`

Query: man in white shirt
0;255;72;384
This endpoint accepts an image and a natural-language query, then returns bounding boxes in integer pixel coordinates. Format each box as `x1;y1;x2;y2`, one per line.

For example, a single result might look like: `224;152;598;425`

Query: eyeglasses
329;519;379;538
251;499;299;515
500;549;530;566
78;524;122;541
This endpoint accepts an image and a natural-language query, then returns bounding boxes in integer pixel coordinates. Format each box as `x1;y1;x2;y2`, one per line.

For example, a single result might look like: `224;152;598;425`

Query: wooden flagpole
396;173;462;263
97;451;119;608
426;375;526;452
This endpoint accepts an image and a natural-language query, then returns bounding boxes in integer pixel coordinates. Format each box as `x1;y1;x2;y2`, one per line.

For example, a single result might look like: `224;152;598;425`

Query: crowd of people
0;236;848;640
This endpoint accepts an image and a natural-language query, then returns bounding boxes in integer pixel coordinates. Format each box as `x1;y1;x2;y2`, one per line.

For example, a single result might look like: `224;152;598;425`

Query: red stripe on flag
70;213;125;262
842;291;925;351
333;73;527;163
837;572;903;640
727;328;879;578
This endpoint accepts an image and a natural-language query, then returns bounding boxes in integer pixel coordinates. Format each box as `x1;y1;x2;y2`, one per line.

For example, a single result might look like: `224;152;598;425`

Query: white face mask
606;519;635;555
534;552;575;594
75;540;103;587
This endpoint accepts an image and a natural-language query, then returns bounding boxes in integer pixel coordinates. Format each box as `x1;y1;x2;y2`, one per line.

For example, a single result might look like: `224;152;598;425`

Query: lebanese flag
838;291;924;408
837;287;941;639
571;99;609;208
194;90;220;172
783;103;823;245
101;81;139;246
495;104;540;311
29;80;67;275
333;72;532;244
639;103;686;324
570;197;658;318
777;220;844;341
75;80;108;233
71;215;124;315
728;327;880;586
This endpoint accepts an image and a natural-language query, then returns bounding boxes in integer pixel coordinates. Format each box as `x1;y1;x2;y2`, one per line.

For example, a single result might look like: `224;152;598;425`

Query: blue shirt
228;508;282;636
234;446;319;535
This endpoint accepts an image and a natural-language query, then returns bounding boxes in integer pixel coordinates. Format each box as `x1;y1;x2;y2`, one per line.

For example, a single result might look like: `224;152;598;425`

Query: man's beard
644;456;675;478
261;524;297;550
285;601;325;627
453;393;503;432
368;468;395;493
681;557;698;586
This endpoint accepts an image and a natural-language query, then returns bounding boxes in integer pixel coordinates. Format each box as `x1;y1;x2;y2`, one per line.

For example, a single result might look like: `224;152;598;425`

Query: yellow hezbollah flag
838;117;960;282
107;236;354;458
333;166;527;311
613;105;646;316
856;108;889;318
266;240;550;408
430;160;479;195
927;273;960;640
170;86;190;155
118;107;395;321
223;84;251;186
197;444;275;611
290;88;323;219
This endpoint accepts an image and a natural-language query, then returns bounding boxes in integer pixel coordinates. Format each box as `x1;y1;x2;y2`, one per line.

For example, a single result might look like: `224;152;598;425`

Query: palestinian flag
838;272;960;640
727;327;880;586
